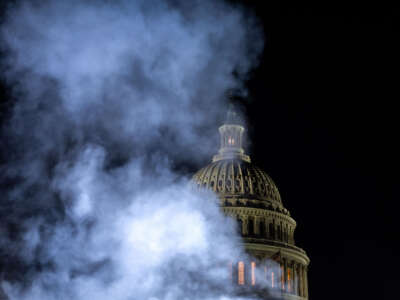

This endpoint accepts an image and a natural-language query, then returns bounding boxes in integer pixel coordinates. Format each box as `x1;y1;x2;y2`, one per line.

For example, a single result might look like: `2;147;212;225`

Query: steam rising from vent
0;0;274;299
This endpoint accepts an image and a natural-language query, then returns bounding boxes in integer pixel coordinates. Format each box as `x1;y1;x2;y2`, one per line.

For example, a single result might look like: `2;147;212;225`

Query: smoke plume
0;0;272;299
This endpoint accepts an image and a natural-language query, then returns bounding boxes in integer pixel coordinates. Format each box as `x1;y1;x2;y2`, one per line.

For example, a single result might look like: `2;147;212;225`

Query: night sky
238;1;399;299
1;1;399;300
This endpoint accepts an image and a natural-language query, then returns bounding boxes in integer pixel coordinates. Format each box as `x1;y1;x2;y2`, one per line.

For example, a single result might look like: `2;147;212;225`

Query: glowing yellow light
287;269;291;292
251;261;256;285
238;261;245;285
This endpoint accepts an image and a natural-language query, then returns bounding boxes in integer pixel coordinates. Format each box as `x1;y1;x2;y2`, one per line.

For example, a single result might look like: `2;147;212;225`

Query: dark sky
0;1;399;299
238;1;399;299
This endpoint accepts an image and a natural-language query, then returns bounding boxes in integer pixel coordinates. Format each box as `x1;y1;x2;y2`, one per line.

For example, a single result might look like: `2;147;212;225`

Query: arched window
269;223;275;239
259;220;266;237
251;261;256;286
238;261;245;285
248;218;254;236
237;218;243;235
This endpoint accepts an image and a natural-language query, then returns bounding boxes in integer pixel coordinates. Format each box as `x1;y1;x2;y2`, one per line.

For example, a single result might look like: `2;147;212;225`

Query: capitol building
192;107;310;299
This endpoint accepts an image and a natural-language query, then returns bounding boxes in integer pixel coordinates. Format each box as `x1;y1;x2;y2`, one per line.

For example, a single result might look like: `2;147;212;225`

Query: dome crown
212;105;250;163
193;159;282;204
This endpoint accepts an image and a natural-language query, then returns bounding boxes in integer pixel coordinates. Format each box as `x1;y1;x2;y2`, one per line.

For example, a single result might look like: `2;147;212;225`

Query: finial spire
212;105;250;163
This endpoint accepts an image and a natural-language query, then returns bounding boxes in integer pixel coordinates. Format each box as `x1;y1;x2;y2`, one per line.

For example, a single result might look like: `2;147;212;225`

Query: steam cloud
0;0;271;299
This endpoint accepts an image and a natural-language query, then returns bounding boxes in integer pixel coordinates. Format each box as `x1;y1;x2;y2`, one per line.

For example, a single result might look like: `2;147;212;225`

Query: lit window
238;261;245;285
251;262;256;286
228;137;235;145
287;269;291;292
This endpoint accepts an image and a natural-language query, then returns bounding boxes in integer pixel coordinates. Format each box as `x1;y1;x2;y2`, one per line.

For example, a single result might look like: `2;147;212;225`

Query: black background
1;1;399;299
238;1;399;299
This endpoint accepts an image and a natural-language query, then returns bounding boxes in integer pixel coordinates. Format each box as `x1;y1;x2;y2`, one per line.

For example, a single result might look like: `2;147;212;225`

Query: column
304;266;308;299
292;262;297;295
254;216;259;236
283;258;287;292
298;265;303;297
302;265;306;298
287;260;292;294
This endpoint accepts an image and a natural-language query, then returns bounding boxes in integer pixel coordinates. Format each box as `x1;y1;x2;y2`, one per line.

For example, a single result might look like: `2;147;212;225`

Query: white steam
0;0;274;299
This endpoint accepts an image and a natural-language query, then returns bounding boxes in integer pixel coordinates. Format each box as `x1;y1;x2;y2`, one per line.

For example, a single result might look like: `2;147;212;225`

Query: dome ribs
208;161;220;191
214;158;223;194
193;160;283;207
195;164;208;188
256;166;269;199
237;161;245;195
227;159;234;193
221;160;228;193
246;163;254;196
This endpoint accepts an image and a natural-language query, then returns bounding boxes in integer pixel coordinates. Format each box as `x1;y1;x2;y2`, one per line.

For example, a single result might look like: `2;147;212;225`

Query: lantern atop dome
212;105;251;163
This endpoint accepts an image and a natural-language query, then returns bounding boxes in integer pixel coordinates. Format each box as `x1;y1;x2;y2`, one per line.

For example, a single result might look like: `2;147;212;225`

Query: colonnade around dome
223;206;296;245
228;258;309;299
223;204;310;300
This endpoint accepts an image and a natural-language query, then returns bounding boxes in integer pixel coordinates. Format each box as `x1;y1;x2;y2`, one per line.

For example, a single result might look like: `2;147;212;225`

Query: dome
191;105;310;299
193;158;282;204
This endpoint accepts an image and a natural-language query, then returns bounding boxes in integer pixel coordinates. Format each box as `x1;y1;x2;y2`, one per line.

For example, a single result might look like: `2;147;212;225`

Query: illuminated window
251;262;256;285
228;137;235;145
238;261;245;285
287;269;291;292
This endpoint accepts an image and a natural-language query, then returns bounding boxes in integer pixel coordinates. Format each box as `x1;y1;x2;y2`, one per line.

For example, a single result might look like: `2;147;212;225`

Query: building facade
192;108;310;299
